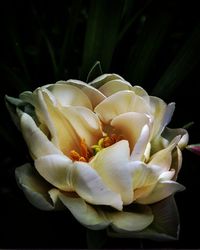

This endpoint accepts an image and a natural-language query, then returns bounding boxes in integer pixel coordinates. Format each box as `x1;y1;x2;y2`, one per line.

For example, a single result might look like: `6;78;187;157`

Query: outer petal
98;79;132;96
63;79;106;108
59;192;110;230
137;180;185;204
148;141;177;173
61;106;103;146
90;140;133;205
20;112;62;159
94;90;150;124
47;84;93;109
107;205;153;232
107;196;180;240
73;161;123;210
15;163;57;210
89;73;125;89
111;112;151;151
35;154;73;191
162;127;189;149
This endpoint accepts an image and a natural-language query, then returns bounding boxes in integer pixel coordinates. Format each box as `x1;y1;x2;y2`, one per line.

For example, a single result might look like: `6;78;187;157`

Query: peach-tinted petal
90;140;133;205
95;90;150;124
38;90;80;154
61;106;103;146
111;112;151;151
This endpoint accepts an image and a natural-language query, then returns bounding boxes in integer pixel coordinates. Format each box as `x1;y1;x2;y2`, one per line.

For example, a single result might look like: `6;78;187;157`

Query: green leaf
80;0;124;79
152;22;200;98
126;1;175;82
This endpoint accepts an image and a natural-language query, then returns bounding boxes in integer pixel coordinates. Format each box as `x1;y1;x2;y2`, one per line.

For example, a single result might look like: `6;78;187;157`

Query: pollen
91;133;124;155
69;139;92;162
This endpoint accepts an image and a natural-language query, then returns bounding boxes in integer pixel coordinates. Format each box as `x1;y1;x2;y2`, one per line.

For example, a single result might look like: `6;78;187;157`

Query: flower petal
111;112;151;151
20;112;62;158
171;146;182;180
148;140;178;172
98;79;132;96
61;106;103;146
107;205;153;232
137;180;185;204
130;124;150;161
162;127;189;149
47;83;93;109
89;73;125;89
59;192;110;229
149;96;167;138
63;79;106;108
90;140;133;205
37;90;80;154
15;163;56;210
95;90;150;124
129;161;158;200
73;161;123;210
35;154;73;191
107;196;180;240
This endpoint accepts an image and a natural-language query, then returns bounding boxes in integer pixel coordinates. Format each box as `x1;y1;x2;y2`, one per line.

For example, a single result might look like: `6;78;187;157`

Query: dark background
0;0;200;248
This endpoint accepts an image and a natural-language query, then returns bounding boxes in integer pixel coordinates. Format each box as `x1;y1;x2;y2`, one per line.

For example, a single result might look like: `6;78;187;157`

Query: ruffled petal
89;73;124;89
73;161;123;210
15;163;57;210
20;112;62;159
148;138;179;172
64;79;106;108
111;112;151;151
90;140;133;205
95;90;150;124
98;79;132;96
59;192;110;230
47;83;93;109
61;106;103;146
130;125;150;161
34;154;73;191
162;127;189;149
37;90;80;154
129;161;158;200
137;180;185;204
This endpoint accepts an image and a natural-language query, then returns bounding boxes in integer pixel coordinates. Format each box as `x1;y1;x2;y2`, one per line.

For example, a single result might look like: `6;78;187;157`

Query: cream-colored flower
11;74;188;237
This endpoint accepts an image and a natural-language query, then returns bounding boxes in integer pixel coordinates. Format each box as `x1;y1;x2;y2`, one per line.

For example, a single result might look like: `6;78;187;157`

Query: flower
9;74;188;239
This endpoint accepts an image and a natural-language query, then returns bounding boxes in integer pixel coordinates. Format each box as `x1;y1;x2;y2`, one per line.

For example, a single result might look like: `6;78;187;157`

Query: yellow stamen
69;139;92;162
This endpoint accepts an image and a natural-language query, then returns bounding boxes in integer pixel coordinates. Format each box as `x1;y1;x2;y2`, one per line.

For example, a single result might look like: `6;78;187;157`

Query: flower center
69;134;124;162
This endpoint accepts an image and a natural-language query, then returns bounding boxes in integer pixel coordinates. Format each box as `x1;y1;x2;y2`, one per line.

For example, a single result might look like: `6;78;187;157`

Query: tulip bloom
7;74;188;239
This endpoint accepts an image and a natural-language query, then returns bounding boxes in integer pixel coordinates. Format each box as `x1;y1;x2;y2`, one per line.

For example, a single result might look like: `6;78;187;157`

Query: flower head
8;73;188;239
